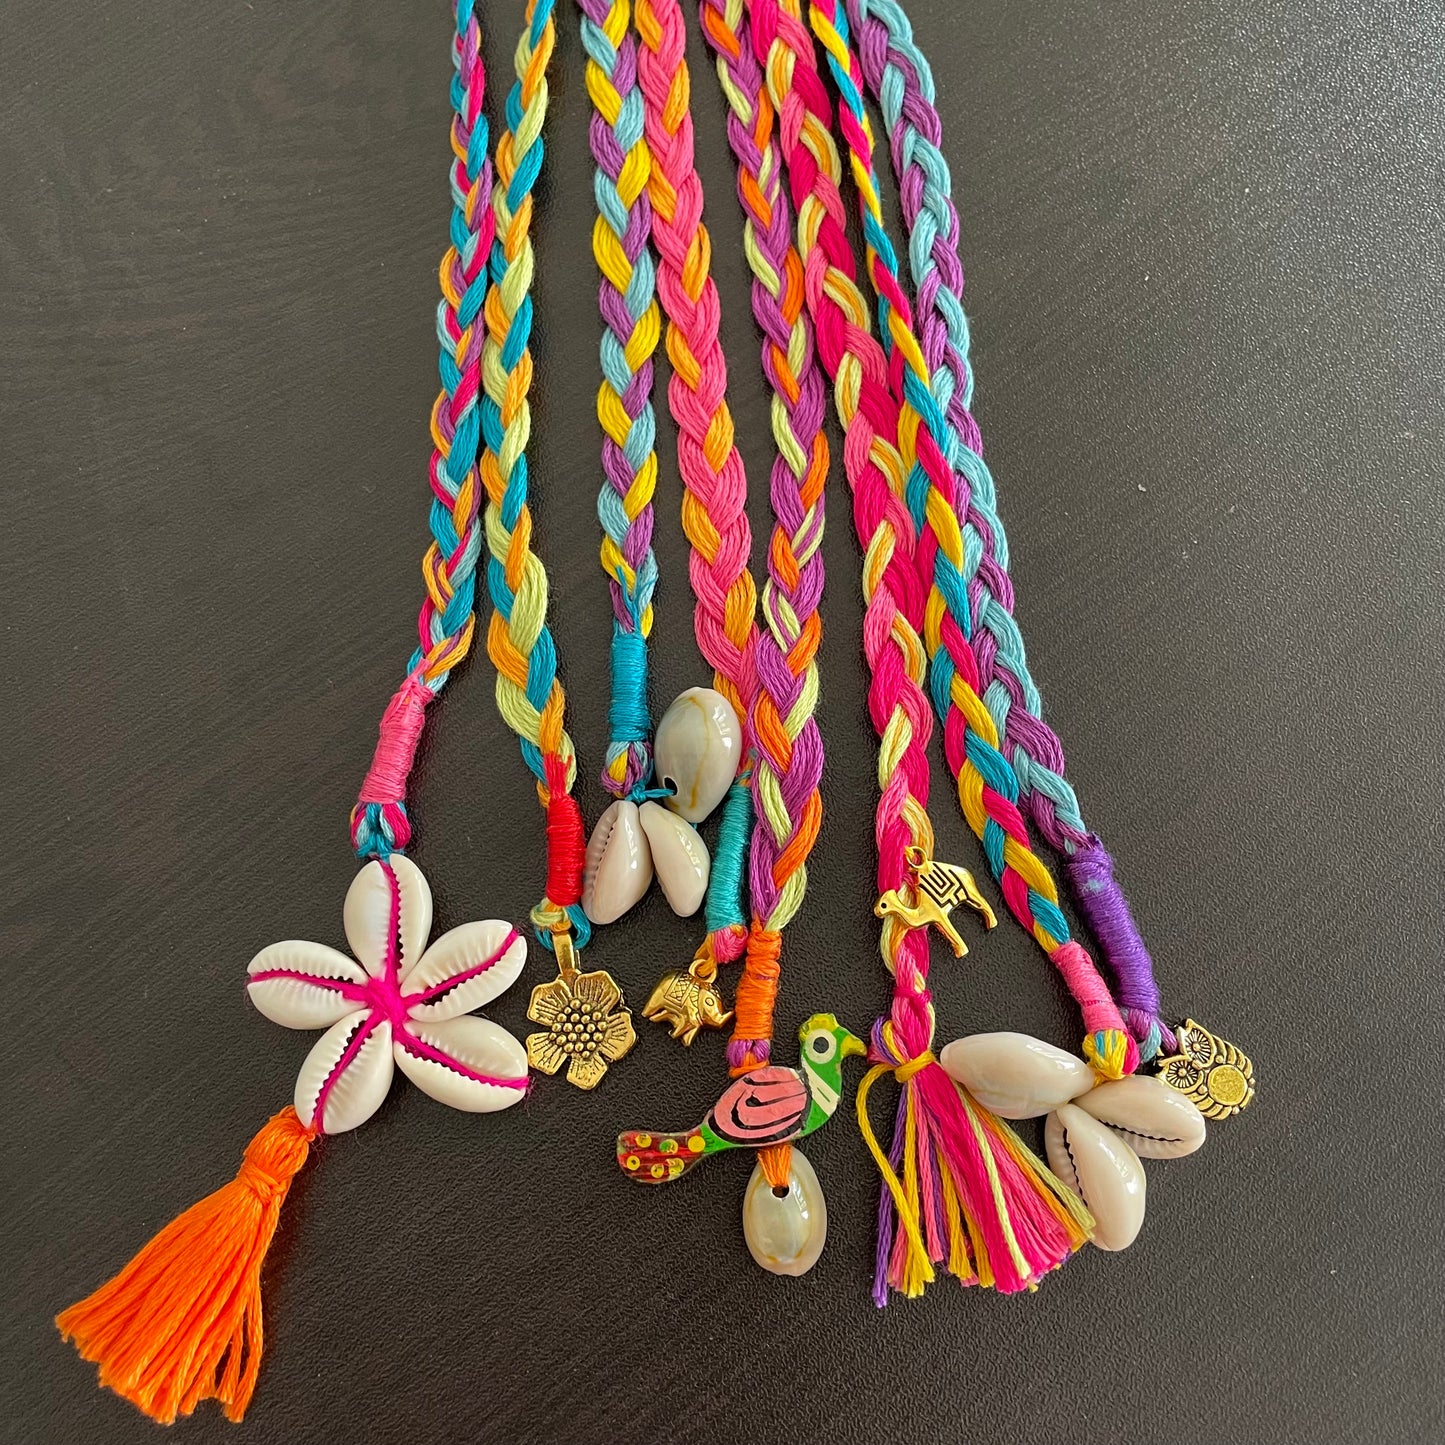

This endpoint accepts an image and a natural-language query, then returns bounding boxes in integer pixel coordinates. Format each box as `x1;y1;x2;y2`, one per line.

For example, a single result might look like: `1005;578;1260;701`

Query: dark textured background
2;1;1442;1441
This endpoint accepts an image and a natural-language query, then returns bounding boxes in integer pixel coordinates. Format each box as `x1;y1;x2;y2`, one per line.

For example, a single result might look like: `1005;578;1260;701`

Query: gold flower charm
526;935;636;1090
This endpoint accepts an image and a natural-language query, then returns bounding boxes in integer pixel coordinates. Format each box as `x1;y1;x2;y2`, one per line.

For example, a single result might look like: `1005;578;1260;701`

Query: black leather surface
2;1;1442;1441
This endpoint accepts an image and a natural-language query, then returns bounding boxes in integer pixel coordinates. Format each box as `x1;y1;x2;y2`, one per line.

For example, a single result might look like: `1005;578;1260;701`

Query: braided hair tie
565;0;753;1072
838;0;1222;1064
56;3;536;1420
751;0;1091;1300
616;0;866;1280
817;0;1252;1259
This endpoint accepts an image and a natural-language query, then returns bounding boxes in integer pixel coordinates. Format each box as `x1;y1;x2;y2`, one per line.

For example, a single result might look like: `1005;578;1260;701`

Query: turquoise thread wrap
703;777;753;941
580;0;663;802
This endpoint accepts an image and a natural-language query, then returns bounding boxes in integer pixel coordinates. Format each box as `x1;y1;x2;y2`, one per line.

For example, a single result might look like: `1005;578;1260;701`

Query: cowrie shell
1075;1074;1207;1159
402;920;527;1023
343;854;432;976
654;687;742;823
394;1015;528;1113
1045;1103;1146;1252
638;802;710;917
582;800;653;926
938;1031;1096;1119
295;1013;395;1135
742;1147;827;1277
247;941;367;1029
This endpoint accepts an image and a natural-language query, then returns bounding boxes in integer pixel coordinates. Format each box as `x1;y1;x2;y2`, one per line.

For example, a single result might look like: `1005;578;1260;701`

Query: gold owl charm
1156;1019;1255;1118
874;844;997;957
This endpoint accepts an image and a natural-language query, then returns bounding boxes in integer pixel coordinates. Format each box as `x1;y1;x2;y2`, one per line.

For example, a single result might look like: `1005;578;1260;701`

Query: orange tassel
56;1106;314;1424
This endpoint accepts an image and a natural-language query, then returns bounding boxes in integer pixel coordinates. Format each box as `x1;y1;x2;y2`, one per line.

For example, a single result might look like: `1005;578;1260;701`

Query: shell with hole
638;801;710;916
653;687;742;823
1045;1103;1146;1251
742;1147;827;1277
582;799;653;926
1075;1074;1206;1159
938;1031;1096;1118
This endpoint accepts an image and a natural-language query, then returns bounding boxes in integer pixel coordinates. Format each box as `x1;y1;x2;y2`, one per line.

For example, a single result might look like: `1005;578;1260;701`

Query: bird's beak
840;1031;867;1060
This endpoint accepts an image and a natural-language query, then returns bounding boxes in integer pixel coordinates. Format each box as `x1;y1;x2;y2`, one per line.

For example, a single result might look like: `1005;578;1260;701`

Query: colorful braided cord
577;0;664;801
811;0;1135;1079
351;0;493;860
476;0;591;947
636;0;760;960
755;0;1090;1301
700;0;829;1073
845;0;1170;1054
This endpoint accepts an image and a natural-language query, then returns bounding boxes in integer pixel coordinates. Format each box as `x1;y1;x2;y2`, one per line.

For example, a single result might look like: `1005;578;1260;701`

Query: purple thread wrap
1066;840;1175;1054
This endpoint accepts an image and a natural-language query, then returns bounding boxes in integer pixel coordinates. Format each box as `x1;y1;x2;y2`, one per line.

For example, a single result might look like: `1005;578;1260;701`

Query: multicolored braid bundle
699;0;829;1100
636;0;761;973
477;0;587;948
810;0;1137;1080
577;0;664;801
752;0;1091;1300
843;0;1172;1055
54;3;515;1422
351;0;494;862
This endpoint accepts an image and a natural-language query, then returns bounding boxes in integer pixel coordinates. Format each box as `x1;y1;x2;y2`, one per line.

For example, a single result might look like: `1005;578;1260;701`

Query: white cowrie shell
742;1147;827;1277
343;853;432;977
938;1031;1096;1119
1045;1103;1146;1252
247;940;367;1029
394;1015;528;1113
1075;1074;1207;1159
402;920;527;1023
295;1013;395;1135
638;802;710;916
654;687;742;823
582;800;653;926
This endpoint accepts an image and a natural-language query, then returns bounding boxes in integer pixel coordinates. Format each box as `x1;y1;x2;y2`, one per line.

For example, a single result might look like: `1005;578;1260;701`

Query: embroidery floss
474;0;642;1090
55;2;531;1420
827;0;1249;1247
636;0;762;1023
752;0;1093;1299
842;0;1236;1068
810;0;1135;1075
618;0;864;1277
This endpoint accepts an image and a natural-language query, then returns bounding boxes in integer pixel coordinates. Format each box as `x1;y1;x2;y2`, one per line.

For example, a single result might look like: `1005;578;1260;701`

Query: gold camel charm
874;844;997;956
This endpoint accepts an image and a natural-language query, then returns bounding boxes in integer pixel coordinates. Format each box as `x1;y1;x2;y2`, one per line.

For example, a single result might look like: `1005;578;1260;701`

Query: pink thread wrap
1051;940;1140;1074
349;673;433;855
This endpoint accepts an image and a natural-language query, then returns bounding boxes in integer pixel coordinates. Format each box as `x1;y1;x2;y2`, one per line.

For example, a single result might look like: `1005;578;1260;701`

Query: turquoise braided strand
816;3;1074;949
351;0;493;861
578;0;663;801
846;0;1090;853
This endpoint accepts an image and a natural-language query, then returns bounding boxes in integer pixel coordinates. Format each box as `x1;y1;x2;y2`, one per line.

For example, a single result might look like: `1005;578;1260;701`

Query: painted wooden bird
617;1013;866;1184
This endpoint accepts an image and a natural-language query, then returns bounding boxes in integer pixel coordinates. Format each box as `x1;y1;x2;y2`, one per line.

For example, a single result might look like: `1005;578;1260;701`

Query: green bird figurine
617;1013;866;1183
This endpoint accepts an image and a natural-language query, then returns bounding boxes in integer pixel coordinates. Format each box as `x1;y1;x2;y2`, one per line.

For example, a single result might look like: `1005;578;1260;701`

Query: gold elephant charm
642;952;732;1046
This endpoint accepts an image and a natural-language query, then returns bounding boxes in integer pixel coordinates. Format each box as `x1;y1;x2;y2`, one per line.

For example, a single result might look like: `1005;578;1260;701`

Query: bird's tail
617;1127;713;1183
